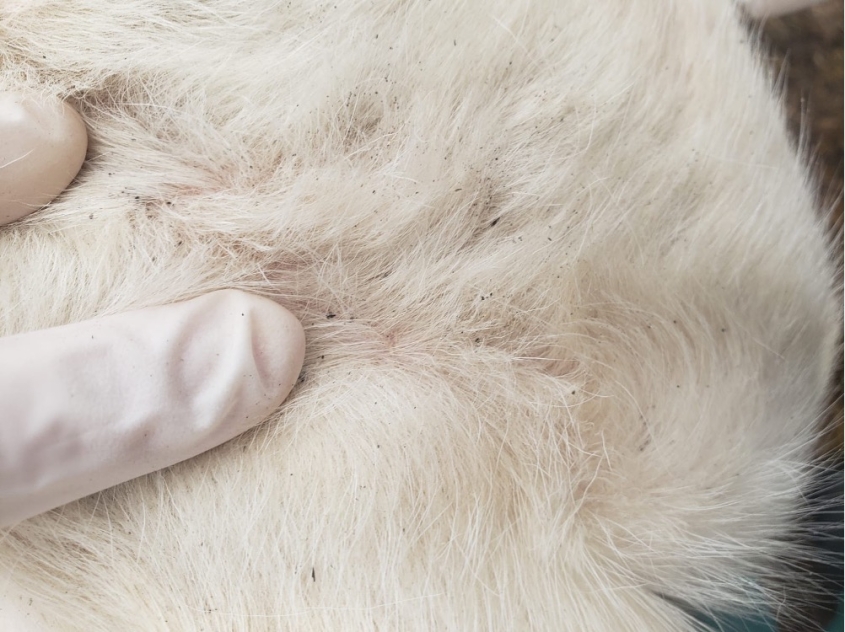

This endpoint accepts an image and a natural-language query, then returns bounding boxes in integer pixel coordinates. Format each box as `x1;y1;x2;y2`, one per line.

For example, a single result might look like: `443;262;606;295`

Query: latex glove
0;93;305;528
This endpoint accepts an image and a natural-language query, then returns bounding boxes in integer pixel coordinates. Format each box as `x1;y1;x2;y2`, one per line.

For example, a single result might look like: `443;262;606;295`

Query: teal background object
702;602;844;632
827;605;844;632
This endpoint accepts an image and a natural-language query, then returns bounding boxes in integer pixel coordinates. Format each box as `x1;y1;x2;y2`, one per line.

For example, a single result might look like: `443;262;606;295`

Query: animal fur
0;0;840;630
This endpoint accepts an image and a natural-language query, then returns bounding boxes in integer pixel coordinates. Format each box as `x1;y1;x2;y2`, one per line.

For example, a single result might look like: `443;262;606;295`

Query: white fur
0;0;839;630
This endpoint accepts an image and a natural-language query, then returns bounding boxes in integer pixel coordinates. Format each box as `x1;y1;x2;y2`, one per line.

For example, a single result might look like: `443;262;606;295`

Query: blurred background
726;2;843;630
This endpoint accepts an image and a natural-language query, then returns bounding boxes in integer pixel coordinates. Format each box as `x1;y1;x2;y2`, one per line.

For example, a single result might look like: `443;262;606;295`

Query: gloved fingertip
0;92;87;226
243;292;306;412
737;0;824;18
0;290;305;527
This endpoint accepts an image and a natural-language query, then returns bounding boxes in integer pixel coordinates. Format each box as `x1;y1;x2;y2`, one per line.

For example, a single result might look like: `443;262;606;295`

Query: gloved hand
0;92;305;528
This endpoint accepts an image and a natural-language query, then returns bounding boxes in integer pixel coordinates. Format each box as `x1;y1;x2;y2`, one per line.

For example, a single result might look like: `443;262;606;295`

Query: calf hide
0;0;840;630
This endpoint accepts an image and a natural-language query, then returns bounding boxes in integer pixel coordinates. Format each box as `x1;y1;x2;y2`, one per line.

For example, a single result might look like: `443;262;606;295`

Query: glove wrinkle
0;289;305;527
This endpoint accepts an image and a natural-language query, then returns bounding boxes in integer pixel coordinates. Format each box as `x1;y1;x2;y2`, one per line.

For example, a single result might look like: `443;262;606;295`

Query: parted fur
0;0;840;630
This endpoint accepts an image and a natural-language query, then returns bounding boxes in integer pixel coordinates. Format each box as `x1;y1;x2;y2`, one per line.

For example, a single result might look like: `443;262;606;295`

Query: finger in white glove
0;91;87;225
0;289;305;527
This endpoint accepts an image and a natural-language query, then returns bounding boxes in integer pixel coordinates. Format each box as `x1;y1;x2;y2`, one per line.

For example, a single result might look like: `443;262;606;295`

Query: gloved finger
0;289;305;527
0;92;87;226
